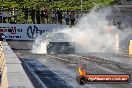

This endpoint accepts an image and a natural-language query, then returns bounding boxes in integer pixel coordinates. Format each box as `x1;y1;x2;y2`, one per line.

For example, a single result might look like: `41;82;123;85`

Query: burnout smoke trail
31;7;130;54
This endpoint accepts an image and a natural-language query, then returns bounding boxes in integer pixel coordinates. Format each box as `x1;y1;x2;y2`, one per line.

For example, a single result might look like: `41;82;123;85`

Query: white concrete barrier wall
0;41;34;88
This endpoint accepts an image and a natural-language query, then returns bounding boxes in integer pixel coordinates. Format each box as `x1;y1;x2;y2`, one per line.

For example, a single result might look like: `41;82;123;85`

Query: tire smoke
32;7;131;54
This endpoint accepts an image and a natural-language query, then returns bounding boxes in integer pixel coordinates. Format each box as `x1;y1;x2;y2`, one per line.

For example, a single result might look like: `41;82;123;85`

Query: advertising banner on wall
0;24;67;40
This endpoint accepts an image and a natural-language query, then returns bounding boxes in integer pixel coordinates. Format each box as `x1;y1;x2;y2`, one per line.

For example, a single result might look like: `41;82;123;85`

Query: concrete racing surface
21;58;71;88
16;50;132;88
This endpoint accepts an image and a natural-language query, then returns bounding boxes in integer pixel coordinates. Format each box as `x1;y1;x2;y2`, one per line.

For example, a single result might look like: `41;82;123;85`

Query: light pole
81;0;83;13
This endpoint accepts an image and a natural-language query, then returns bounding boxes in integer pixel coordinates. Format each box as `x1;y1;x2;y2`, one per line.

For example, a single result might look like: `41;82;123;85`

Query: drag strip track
17;50;132;88
21;58;47;88
21;58;71;88
44;54;132;88
47;54;132;72
47;54;125;65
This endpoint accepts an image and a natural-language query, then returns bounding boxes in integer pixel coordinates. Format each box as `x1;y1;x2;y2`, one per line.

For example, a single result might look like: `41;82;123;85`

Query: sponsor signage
0;24;66;40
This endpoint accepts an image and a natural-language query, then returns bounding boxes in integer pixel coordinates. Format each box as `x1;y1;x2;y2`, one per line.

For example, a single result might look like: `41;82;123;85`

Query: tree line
0;0;114;10
0;0;114;23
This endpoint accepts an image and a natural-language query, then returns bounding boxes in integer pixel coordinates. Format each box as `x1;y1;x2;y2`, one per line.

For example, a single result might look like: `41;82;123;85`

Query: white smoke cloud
31;6;131;54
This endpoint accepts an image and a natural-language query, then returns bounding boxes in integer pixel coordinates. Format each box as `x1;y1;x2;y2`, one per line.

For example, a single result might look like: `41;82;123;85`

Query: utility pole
81;0;83;13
